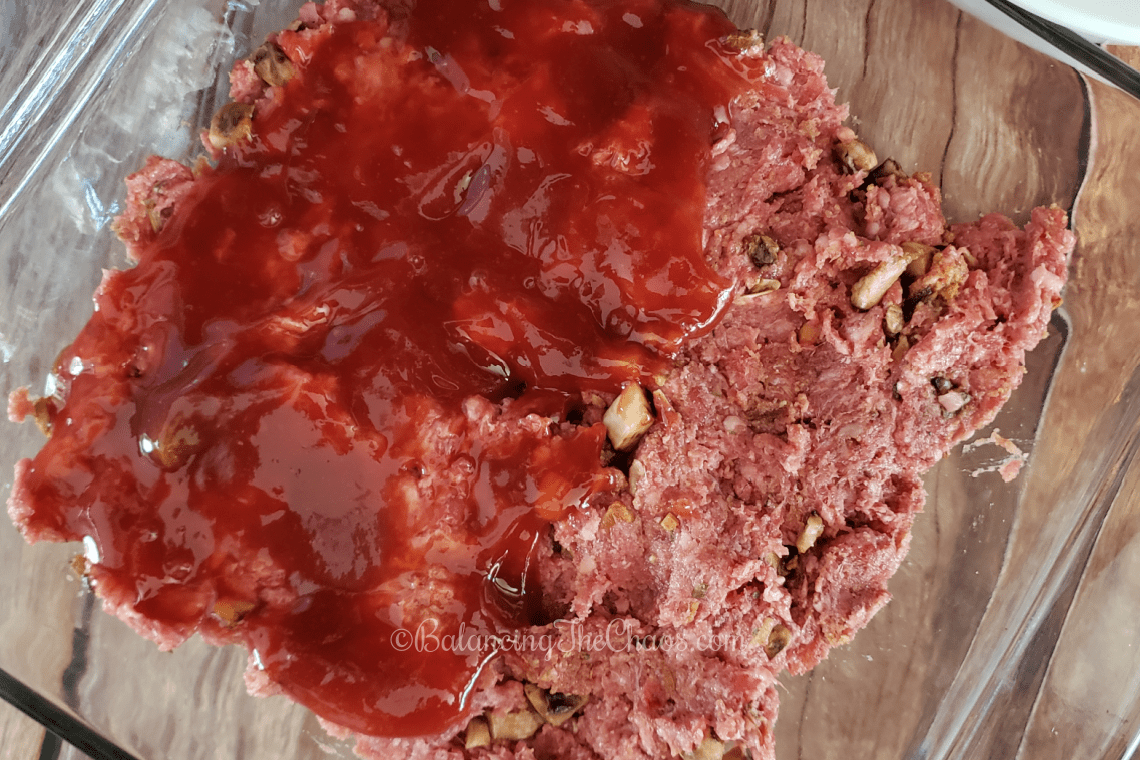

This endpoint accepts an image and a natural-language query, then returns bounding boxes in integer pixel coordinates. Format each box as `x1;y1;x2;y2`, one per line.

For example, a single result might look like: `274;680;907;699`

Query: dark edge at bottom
0;667;141;760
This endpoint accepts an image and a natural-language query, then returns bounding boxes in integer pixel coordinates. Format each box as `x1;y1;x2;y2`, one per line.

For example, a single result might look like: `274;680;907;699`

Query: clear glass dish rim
0;1;1134;758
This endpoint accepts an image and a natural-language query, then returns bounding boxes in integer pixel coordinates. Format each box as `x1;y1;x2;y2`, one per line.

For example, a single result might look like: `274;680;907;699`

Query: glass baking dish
1;0;1137;758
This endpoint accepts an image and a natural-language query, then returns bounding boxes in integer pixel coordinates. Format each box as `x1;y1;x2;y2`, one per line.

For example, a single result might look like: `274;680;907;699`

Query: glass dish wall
1;0;1137;758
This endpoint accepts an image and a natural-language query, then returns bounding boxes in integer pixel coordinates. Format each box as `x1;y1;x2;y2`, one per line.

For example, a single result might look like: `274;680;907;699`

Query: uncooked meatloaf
6;0;1072;759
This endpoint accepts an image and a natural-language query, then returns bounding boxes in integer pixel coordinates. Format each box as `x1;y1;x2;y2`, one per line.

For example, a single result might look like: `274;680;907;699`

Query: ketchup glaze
15;0;762;738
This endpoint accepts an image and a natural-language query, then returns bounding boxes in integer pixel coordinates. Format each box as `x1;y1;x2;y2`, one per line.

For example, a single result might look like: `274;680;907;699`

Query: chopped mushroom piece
867;157;907;185
252;42;297;87
212;598;256;627
911;248;969;303
652;389;680;427
208;103;255;150
31;396;53;436
834;138;878;173
600;502;636;529
884;303;904;335
488;709;544;741
628;459;645;496
140;181;179;234
464;717;491;749
851;246;917;310
745;278;781;296
155;422;201;469
683;735;726;760
524;685;589;727
145;202;164;233
765;624;792;659
751;618;777;647
743;233;779;267
10;388;54;436
892;335;910;363
724;29;763;51
902;242;935;277
604;383;655;451
795;514;824;554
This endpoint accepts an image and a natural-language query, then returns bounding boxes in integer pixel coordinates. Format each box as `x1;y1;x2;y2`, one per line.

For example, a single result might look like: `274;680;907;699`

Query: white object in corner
1013;0;1140;44
950;0;1140;91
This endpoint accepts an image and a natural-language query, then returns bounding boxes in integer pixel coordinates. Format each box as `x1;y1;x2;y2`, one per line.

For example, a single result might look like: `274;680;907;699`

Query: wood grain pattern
704;2;1097;759
1009;43;1140;760
1107;44;1140;70
0;699;45;760
0;3;1134;759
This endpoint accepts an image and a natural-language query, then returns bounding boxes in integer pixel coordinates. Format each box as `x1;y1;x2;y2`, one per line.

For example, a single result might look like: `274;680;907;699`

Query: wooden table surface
0;22;1134;760
0;700;88;760
0;699;44;760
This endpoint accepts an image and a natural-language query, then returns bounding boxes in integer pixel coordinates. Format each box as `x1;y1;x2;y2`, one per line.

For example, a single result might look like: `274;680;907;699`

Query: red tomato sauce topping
15;0;760;737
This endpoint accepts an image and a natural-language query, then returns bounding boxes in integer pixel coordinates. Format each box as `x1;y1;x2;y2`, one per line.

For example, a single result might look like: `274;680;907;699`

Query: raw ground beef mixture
6;0;1072;758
